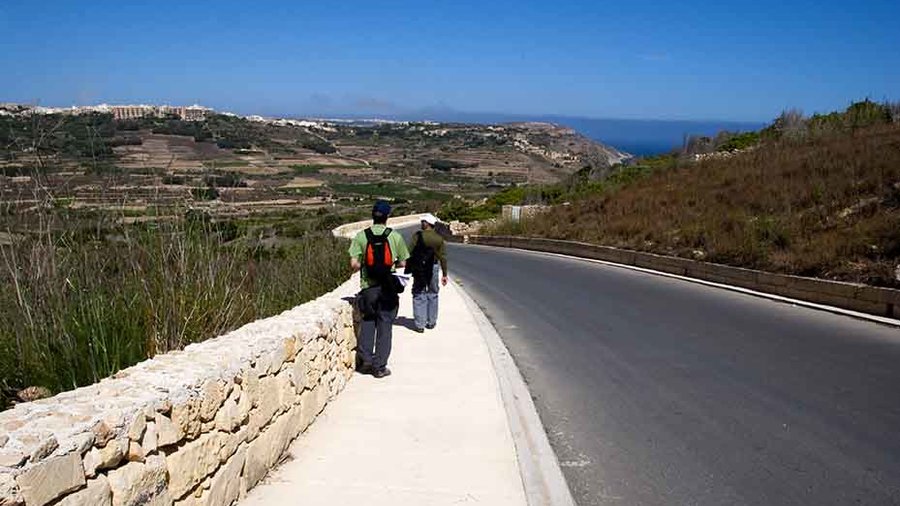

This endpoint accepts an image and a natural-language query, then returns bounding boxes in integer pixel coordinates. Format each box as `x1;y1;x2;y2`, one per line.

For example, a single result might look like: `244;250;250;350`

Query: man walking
406;214;448;333
349;201;409;378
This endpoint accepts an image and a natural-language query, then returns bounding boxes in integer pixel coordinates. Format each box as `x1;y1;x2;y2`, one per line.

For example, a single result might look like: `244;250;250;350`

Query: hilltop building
108;104;210;121
0;103;211;121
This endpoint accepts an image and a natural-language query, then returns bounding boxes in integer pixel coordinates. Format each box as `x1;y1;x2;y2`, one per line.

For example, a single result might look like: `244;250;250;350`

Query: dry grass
508;123;900;287
0;203;350;409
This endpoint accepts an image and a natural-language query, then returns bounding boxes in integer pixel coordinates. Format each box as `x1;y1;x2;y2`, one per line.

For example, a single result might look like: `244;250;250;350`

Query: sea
293;110;765;158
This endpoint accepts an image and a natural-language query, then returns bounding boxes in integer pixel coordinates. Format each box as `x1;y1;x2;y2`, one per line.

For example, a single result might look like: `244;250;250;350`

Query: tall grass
0;207;350;409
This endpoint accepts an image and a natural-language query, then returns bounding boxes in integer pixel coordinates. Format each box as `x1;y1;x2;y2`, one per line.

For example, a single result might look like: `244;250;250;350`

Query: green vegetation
191;186;220;200
204;172;246;188
290;164;323;175
716;131;761;152
0;112;120;165
0;205;350;409
328;181;451;203
203;160;250;168
438;186;532;222
763;99;898;141
427;159;478;171
299;138;338;154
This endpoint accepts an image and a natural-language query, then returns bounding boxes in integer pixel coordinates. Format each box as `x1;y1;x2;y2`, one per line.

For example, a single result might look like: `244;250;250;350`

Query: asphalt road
447;243;900;506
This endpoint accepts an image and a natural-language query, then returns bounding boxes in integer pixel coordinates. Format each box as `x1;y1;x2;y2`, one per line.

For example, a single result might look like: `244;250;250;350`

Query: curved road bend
448;243;900;506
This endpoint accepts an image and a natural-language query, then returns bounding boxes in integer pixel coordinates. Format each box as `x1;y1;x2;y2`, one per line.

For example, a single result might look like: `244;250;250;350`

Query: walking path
241;281;527;505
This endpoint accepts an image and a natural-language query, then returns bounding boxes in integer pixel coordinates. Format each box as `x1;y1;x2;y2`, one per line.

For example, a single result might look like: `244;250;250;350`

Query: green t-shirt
348;225;410;289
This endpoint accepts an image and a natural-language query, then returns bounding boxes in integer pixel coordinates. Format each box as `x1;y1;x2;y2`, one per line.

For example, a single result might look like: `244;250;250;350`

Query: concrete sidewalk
241;281;527;505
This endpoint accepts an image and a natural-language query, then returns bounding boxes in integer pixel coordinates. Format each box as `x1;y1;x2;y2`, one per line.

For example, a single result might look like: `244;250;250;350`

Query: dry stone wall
0;276;361;506
331;214;425;239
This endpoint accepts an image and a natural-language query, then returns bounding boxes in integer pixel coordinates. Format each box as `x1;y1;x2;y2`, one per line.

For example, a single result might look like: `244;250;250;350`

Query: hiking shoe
372;367;392;379
413;327;425;333
356;362;373;375
425;324;436;329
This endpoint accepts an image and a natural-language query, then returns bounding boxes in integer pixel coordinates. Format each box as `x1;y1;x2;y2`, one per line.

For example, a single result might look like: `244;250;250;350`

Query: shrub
300;139;337;154
290;164;322;175
162;174;186;185
191;185;219;200
427;159;477;171
716;131;760;152
204;172;246;188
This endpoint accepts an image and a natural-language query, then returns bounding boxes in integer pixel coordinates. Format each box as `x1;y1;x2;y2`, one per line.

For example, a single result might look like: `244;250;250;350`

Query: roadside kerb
465;235;900;326
456;282;577;506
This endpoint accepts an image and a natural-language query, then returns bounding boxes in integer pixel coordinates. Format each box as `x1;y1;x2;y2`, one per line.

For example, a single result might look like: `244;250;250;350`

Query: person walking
349;201;410;378
406;213;448;333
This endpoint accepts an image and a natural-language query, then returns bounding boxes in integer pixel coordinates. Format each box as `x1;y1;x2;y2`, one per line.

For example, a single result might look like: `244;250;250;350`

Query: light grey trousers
412;264;441;329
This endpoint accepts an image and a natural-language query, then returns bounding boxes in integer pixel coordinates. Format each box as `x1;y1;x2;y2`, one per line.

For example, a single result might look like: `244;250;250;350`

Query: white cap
421;213;439;225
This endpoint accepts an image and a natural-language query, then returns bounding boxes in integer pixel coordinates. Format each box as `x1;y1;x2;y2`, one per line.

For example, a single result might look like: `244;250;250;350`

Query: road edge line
488;245;900;328
454;281;578;506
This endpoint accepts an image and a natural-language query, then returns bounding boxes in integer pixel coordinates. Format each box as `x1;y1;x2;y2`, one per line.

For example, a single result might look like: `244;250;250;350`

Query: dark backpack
407;231;436;288
363;227;394;286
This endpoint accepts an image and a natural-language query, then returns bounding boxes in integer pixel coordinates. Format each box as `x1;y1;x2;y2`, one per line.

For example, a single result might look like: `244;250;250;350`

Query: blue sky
1;0;897;121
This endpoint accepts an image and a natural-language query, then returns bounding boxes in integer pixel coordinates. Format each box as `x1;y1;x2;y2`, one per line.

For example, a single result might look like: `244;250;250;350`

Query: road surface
448;243;900;506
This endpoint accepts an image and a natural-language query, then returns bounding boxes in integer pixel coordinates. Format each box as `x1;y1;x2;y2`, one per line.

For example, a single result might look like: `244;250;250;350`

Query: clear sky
1;0;897;122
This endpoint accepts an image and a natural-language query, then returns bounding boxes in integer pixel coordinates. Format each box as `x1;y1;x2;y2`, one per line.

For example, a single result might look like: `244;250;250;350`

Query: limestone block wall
0;276;361;506
331;213;425;239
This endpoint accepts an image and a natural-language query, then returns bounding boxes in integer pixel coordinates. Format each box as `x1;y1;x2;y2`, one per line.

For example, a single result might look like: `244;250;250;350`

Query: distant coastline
283;110;765;157
2;101;764;158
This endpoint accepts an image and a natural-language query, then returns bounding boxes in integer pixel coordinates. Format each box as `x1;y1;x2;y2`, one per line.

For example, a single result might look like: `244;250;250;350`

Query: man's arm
437;238;448;285
392;231;410;269
348;232;364;271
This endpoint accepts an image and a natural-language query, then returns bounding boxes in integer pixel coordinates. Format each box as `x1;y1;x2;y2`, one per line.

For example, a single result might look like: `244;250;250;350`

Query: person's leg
357;317;376;371
412;289;427;331
426;291;439;328
373;305;398;371
426;264;441;328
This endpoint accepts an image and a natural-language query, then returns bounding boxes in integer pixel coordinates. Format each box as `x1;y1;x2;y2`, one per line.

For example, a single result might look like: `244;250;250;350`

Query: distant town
0;102;213;121
0;102;431;134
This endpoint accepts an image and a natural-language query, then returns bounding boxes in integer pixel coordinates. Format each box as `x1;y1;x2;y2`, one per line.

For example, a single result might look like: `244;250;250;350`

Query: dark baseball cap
372;200;392;216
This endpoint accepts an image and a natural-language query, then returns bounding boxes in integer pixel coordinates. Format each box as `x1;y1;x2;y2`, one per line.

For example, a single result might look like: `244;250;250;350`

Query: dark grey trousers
357;305;398;370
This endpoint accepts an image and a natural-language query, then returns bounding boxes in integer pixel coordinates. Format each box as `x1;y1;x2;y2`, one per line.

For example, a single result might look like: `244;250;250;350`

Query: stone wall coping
331;214;426;239
0;274;358;478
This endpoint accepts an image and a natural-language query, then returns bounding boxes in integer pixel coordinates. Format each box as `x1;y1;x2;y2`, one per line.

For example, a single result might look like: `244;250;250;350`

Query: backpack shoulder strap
382;227;393;238
364;228;375;242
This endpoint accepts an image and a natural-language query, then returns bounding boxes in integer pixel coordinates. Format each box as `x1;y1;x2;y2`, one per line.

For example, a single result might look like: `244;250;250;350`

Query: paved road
448;243;900;506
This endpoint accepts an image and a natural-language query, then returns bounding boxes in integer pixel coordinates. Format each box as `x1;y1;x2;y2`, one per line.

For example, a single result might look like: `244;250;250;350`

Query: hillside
0;106;627;221
484;101;900;288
